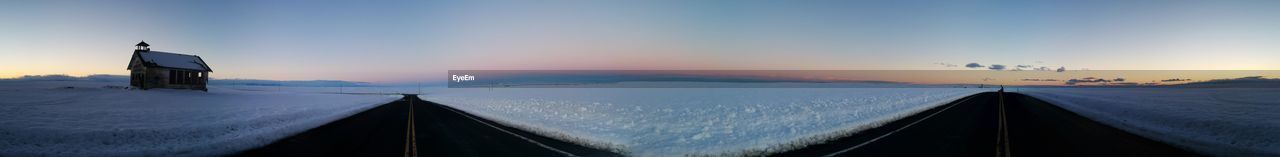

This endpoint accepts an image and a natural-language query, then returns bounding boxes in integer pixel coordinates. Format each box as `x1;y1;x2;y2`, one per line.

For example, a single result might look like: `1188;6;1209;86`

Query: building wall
131;67;208;91
130;66;145;87
129;57;145;87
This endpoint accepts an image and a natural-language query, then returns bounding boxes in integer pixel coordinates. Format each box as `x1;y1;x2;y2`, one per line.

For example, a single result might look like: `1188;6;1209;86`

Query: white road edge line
437;103;580;157
823;94;980;157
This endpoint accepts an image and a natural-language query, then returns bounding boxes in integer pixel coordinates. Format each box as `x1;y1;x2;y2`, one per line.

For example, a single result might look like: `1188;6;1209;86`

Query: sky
2;0;1278;83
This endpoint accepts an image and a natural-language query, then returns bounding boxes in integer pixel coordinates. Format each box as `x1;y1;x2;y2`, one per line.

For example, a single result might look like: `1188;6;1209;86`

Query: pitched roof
131;50;212;72
136;41;149;47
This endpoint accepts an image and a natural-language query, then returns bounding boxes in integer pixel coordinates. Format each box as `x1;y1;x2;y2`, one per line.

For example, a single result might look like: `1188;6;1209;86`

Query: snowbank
221;85;428;95
0;81;400;156
1022;88;1280;157
423;88;986;156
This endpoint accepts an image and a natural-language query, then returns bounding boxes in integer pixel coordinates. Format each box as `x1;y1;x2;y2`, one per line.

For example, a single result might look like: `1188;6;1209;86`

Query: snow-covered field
423;88;987;156
1022;88;1280;157
221;85;429;95
0;81;400;156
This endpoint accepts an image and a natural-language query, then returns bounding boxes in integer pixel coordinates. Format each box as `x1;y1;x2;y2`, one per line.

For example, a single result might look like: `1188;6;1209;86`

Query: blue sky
2;0;1278;82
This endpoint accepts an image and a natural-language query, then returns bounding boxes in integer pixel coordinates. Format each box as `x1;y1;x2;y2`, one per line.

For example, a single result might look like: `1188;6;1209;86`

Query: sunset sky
2;0;1278;83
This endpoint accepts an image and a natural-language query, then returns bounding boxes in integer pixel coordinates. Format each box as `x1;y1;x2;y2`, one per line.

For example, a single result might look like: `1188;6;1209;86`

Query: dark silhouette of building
127;41;213;91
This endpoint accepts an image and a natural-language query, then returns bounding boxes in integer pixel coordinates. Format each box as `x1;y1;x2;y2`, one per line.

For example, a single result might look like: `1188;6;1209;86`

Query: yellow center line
411;99;418;156
403;100;410;155
405;98;418;157
996;91;1011;157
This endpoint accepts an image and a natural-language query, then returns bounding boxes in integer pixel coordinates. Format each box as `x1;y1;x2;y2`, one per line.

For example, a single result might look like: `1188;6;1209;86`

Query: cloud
1007;65;1036;71
1063;77;1157;86
988;64;1006;70
1065;77;1112;85
1109;82;1139;86
962;62;1064;72
1161;78;1192;82
1021;78;1060;81
934;62;958;67
965;63;984;68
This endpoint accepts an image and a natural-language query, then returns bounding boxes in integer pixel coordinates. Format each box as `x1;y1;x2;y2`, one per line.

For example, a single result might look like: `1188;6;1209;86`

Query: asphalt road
238;95;620;157
775;92;1200;157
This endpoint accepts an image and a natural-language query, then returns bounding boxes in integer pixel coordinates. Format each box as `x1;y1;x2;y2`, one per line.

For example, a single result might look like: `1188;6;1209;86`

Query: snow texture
223;85;429;95
0;81;399;156
422;88;986;156
1022;88;1280;157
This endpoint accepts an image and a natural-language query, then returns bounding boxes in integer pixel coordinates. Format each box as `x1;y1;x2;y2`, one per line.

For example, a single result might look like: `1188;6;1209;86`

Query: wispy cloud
1010;65;1037;71
960;62;1065;72
1064;77;1129;85
1021;78;1060;81
988;64;1006;70
1066;77;1105;85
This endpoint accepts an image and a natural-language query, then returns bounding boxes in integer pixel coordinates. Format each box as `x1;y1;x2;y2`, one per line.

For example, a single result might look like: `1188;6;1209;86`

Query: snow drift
0;81;399;156
1022;88;1280;157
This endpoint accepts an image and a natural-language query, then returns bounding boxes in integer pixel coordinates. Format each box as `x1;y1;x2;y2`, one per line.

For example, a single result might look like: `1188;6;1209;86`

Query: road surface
238;95;620;157
775;92;1199;157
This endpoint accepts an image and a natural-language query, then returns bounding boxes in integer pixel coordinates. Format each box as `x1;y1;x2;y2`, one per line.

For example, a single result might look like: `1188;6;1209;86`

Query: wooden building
127;41;213;91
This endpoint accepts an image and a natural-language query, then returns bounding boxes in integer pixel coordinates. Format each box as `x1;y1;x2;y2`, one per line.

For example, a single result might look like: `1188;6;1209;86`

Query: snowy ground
1022;88;1280;157
0;81;400;156
220;85;430;95
422;88;987;156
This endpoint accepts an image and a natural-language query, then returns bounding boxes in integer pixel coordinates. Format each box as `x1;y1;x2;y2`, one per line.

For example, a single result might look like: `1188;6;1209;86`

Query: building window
169;70;176;84
165;70;204;85
179;71;188;84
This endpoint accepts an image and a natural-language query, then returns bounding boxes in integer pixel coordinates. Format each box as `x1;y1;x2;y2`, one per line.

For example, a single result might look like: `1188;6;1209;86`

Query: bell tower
135;41;150;51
